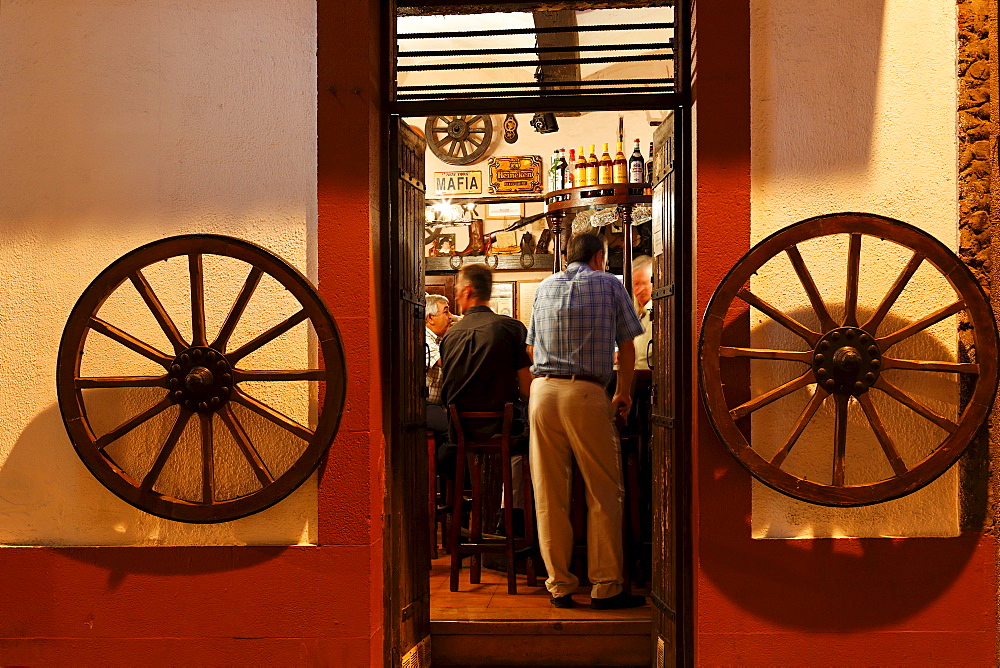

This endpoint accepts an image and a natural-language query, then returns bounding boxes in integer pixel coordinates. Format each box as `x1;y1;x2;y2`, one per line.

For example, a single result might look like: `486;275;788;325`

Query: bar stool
448;402;537;594
427;430;453;559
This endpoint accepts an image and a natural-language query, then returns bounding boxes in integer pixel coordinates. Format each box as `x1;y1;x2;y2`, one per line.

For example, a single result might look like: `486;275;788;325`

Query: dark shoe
590;591;647;610
551;594;576;608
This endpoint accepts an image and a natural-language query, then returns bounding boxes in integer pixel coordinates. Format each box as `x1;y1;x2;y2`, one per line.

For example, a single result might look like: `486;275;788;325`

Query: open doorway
385;3;692;666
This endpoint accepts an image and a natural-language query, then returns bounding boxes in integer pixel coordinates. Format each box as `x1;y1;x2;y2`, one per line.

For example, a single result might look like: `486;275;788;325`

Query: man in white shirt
425;294;452;445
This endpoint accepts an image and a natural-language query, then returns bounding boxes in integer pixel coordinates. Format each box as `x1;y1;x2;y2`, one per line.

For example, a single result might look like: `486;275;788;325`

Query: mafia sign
434;170;482;196
488;155;543;195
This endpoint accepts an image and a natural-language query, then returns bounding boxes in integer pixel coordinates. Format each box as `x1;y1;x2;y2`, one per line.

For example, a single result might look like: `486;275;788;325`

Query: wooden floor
430;554;653;667
430;553;652;622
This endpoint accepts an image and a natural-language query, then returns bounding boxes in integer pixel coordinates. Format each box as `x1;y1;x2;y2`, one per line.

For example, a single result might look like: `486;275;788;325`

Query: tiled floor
429;553;653;622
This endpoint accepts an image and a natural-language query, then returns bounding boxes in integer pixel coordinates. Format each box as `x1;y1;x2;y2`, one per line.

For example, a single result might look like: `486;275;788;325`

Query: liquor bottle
565;148;575;188
575;146;587;187
613;141;627;184
586;144;598;187
629;139;644;183
556;148;568;190
548;149;560;191
598;143;612;185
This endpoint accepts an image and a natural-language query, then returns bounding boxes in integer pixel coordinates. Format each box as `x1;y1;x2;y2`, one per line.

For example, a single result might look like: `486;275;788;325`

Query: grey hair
631;254;653;276
425;294;449;317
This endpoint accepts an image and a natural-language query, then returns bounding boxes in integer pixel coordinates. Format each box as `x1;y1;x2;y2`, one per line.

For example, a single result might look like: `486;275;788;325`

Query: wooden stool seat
448;402;538;594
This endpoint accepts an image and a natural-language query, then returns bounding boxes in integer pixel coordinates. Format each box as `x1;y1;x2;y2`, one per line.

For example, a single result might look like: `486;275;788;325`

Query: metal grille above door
395;7;677;114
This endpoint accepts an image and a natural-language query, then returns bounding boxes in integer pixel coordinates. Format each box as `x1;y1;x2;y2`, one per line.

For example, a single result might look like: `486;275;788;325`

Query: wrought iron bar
398;53;672;72
398;77;675;92
398;86;674;101
398;22;672;40
399;42;673;58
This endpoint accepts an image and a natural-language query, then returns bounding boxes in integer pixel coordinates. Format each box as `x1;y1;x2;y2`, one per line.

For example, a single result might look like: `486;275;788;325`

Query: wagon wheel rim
56;235;347;523
699;213;998;506
425;115;493;166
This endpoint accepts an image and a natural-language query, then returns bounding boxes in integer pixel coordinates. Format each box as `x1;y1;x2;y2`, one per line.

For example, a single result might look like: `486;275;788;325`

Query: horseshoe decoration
699;213;998;506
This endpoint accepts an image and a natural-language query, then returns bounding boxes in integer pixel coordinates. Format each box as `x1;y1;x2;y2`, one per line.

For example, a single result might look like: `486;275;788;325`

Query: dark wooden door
386;117;431;667
649;111;690;667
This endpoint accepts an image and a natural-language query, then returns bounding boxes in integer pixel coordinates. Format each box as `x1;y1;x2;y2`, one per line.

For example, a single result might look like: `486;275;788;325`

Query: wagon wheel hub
168;346;232;412
447;119;470;141
812;327;880;395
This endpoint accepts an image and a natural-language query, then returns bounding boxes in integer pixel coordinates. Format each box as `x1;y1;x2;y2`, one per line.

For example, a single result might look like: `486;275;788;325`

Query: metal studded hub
167;346;233;412
812;327;881;395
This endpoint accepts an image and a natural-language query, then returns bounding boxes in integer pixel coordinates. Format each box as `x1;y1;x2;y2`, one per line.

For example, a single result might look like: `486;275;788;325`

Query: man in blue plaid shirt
526;233;646;610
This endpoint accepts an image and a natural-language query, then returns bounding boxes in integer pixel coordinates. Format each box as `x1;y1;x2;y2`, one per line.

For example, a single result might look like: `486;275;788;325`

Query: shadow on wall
0;402;308;552
751;0;885;176
700;304;983;630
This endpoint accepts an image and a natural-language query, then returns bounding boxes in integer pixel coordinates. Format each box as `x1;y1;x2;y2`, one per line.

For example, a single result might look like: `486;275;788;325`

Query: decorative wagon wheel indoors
56;235;346;523
425;114;493;165
699;213;998;506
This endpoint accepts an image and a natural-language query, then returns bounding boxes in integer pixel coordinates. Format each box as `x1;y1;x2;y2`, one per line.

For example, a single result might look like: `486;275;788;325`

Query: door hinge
651;284;674;300
401;289;425;308
651;413;674;429
650;592;677;621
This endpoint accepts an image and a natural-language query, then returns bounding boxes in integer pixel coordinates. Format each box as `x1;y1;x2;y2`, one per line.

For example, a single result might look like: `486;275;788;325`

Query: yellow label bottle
613;141;628;184
598;142;612;185
574;146;587;188
586;144;598;187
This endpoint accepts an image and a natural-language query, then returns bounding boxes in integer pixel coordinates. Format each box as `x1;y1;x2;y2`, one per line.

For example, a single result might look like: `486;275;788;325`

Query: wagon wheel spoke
130;270;188;353
856;393;908;476
77;375;169;389
861;252;924;333
95;396;174;450
843;233;862;327
89;317;174;367
881;357;979;374
200;412;215;504
218;405;274;486
227;309;309;365
467;115;483;125
234;369;326;382
140;408;193;492
449;140;461;158
231;388;314;441
468;128;487;134
832;394;848;486
785;246;836;332
771;389;826;467
730;370;813;420
873;376;958;433
459;142;468;158
736;288;821;345
719;347;813;363
189;254;207;347
211;267;263;352
876;299;965;351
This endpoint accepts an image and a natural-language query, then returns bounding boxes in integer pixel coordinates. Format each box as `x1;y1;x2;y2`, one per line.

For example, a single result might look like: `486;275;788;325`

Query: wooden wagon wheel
425;115;493;166
56;235;346;523
699;213;998;506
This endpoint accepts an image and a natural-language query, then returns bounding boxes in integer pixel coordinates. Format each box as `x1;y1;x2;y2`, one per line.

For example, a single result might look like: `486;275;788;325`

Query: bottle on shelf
548;149;560;191
557;148;568;190
586;144;598;187
575;146;587;187
565;148;575;188
629;139;644;184
613;141;627;184
599;143;612;185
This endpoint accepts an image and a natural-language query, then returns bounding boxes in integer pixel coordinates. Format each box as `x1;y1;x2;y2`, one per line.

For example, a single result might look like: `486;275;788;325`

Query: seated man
439;264;533;516
425;294;452;447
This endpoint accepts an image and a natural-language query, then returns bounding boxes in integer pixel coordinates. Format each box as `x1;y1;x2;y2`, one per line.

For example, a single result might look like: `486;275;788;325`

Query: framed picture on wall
516;280;542;327
486;202;523;220
489;281;516;318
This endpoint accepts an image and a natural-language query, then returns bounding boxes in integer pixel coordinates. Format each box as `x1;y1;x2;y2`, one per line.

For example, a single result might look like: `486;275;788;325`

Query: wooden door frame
378;2;695;664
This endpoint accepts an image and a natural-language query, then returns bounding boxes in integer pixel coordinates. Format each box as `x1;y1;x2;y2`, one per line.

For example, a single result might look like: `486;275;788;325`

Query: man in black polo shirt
440;263;532;441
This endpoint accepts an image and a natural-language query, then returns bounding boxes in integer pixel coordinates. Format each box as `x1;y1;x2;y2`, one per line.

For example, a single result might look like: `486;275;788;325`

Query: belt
544;374;605;386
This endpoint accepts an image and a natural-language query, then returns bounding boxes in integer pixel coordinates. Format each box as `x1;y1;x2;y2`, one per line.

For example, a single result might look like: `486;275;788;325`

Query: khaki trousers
528;376;624;599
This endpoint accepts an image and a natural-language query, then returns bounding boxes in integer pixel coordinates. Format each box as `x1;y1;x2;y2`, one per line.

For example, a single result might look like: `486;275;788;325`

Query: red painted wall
691;1;996;664
0;3;385;664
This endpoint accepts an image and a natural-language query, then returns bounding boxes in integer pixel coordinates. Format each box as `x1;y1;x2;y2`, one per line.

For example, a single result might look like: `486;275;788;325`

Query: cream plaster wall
0;0;319;545
749;1;961;537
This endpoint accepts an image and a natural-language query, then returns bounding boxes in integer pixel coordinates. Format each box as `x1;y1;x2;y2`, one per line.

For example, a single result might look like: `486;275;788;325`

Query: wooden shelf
425;253;554;273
